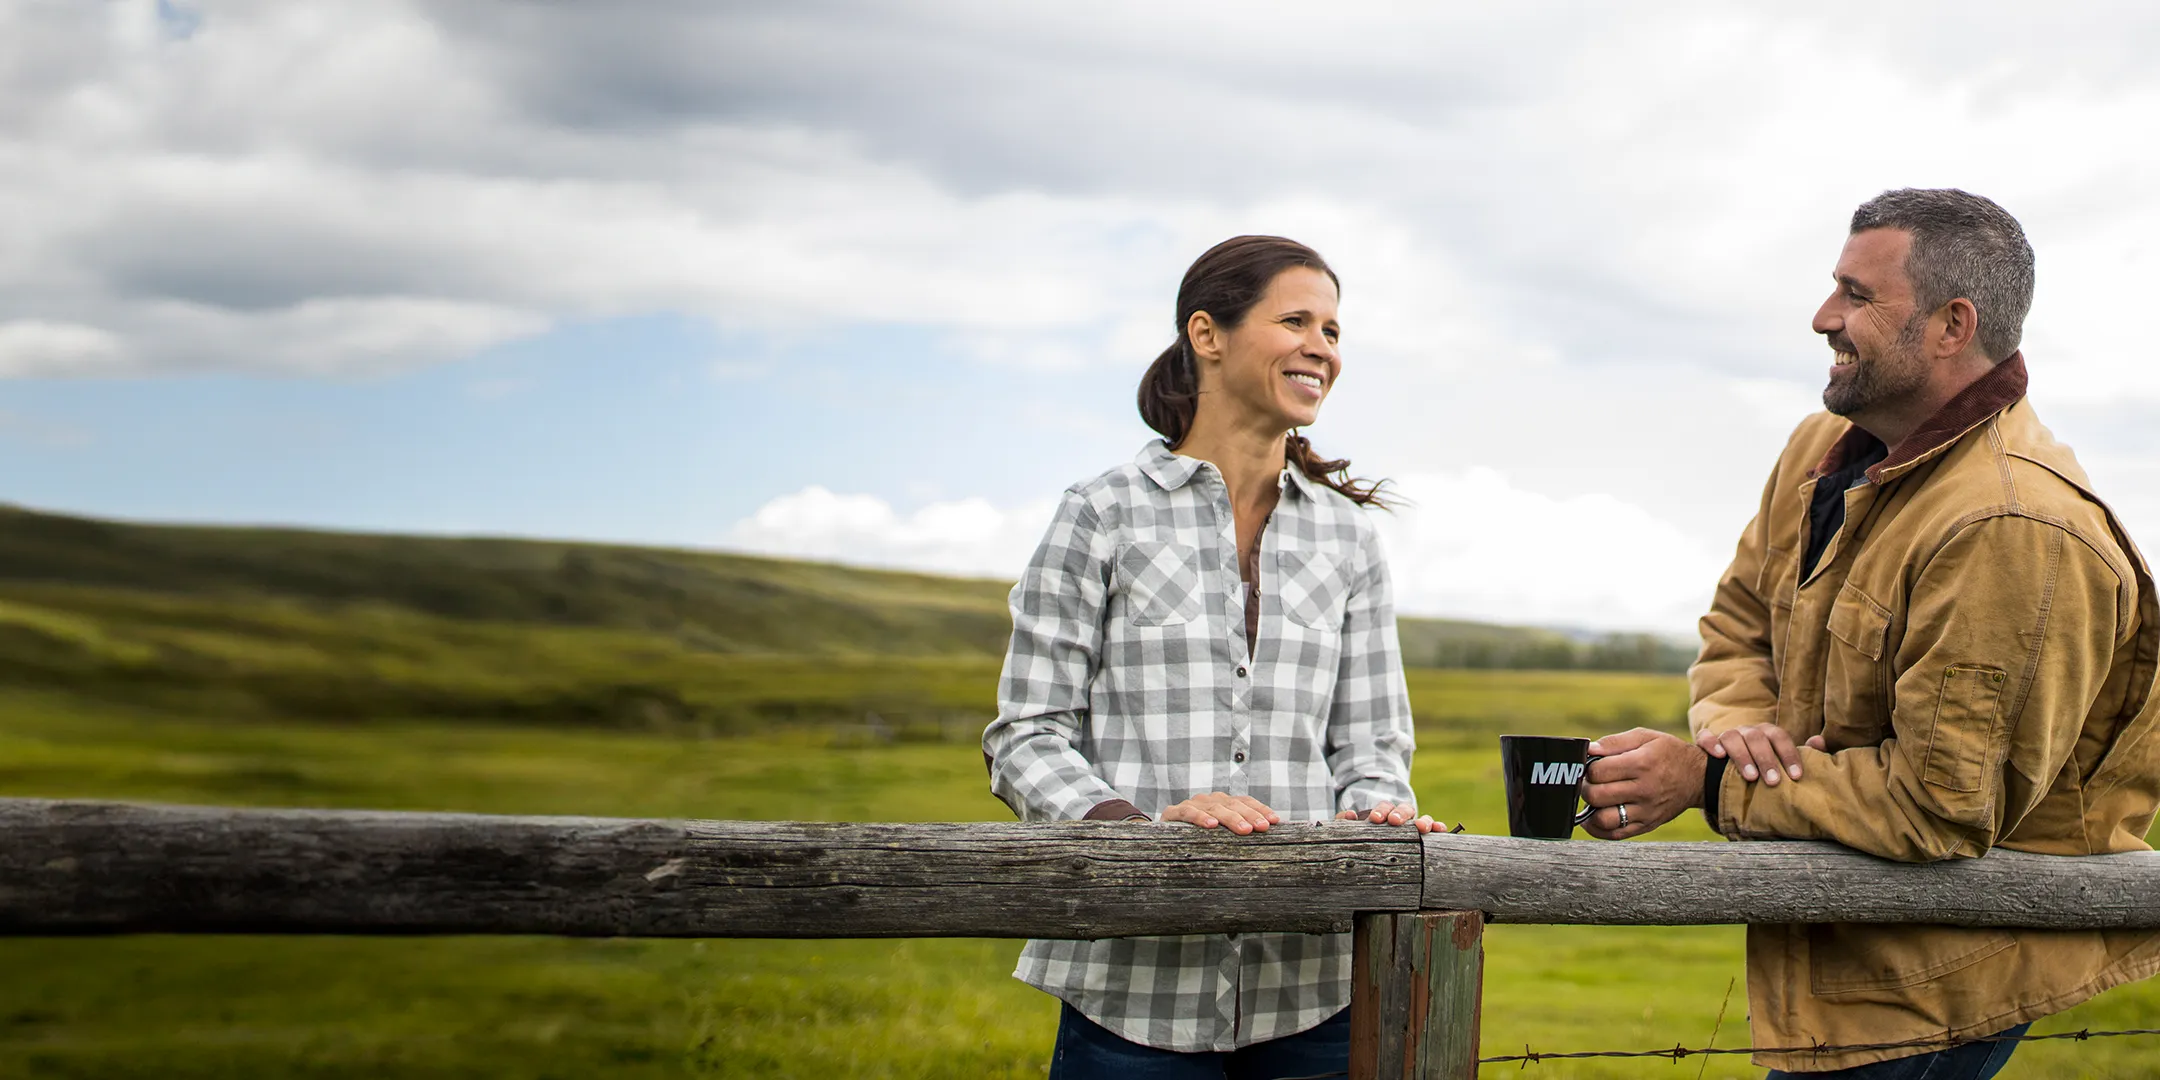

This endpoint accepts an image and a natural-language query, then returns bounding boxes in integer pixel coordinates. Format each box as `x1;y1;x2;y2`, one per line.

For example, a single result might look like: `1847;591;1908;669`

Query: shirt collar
1279;459;1321;501
1136;439;1203;490
1136;439;1319;502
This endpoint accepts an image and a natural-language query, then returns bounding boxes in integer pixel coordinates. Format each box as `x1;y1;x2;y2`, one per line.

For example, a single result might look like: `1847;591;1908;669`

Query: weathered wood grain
0;800;1422;938
1422;833;2160;928
1351;911;1481;1080
12;799;2160;938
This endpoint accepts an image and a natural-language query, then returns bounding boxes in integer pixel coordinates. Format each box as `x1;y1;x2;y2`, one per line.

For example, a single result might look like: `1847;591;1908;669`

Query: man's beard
1824;314;1929;418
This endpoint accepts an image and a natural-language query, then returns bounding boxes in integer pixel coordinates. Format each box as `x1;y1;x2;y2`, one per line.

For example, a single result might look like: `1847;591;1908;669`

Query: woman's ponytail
1136;339;1199;446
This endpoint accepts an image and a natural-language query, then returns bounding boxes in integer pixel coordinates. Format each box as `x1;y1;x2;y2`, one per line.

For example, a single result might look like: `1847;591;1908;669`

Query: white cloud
1375;469;1722;634
1725;378;1825;435
130;297;548;377
723;487;1059;581
725;472;1721;634
0;320;124;375
10;0;2160;400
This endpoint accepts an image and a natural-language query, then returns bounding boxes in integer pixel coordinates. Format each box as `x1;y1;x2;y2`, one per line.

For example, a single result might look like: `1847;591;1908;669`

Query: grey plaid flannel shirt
983;440;1417;1052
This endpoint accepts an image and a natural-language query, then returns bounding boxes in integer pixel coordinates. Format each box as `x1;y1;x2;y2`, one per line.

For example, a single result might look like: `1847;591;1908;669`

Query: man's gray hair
1850;188;2034;362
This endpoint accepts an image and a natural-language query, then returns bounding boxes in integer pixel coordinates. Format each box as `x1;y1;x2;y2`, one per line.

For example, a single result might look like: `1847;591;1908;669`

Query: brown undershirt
1241;511;1271;661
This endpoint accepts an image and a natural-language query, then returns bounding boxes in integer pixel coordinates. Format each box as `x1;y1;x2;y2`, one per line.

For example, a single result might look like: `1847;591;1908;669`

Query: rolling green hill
0;504;1015;656
0;503;1689;733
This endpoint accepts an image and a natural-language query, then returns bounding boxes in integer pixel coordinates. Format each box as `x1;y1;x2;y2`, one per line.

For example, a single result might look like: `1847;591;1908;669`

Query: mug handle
1571;754;1606;826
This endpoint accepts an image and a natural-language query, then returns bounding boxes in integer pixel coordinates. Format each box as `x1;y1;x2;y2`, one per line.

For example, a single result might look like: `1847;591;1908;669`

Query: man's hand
1696;723;1826;787
1336;802;1439;833
1581;728;1709;840
1162;792;1280;834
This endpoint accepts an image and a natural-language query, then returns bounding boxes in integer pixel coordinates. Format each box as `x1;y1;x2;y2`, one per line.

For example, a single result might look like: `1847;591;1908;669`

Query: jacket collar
1811;351;2029;484
1136;439;1320;501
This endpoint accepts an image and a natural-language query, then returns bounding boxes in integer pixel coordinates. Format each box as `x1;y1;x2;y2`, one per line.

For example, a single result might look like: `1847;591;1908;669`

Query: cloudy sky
5;2;2160;633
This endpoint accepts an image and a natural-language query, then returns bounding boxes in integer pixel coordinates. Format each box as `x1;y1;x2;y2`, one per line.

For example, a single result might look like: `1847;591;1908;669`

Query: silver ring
1616;803;1631;827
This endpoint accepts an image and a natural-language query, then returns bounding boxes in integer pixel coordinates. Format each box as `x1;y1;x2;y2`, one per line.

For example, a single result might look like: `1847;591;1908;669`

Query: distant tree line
1408;631;1695;674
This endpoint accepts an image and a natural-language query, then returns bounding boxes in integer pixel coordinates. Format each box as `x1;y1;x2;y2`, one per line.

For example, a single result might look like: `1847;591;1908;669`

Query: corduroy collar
1810;352;2029;483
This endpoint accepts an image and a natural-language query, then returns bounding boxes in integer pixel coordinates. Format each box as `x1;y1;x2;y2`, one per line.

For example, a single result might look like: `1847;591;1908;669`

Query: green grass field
4;687;2157;1078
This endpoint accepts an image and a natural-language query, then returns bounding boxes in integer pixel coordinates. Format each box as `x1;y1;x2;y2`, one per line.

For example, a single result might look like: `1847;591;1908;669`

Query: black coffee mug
1500;734;1604;839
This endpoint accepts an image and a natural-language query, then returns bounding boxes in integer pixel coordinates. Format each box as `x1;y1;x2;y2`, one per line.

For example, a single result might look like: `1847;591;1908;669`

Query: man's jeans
1766;1023;2031;1080
1048;1003;1351;1080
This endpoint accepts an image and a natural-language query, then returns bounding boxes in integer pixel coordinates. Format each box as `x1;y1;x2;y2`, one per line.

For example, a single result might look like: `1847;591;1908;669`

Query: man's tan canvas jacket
1690;354;2160;1071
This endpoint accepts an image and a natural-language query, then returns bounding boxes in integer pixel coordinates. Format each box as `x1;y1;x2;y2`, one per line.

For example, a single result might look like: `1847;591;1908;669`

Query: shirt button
1236;666;1247;678
1234;752;1247;763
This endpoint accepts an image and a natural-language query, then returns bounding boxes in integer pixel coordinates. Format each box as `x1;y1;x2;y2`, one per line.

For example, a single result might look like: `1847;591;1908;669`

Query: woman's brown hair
1136;235;1391;507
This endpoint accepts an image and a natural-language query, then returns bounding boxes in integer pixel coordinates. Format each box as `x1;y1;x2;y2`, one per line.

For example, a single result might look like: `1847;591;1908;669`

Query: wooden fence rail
11;797;2160;1078
10;798;2160;936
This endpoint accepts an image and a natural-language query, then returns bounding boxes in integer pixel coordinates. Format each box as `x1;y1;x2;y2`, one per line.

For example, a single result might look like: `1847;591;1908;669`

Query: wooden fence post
1350;910;1483;1080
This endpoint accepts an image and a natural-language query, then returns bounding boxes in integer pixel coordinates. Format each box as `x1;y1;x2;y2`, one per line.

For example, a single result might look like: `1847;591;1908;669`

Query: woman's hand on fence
1161;793;1281;834
1581;728;1708;840
1336;802;1439;832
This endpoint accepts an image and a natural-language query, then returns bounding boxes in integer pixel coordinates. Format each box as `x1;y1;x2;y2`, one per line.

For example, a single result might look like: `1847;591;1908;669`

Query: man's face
1813;228;1931;420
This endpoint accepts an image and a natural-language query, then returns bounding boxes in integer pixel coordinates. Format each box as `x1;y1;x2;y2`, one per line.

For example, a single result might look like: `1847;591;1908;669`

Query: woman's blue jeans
1048;1002;1351;1080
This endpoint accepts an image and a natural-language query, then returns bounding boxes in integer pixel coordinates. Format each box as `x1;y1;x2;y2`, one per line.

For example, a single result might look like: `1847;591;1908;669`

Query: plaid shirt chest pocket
1275;550;1348;631
1113;540;1204;626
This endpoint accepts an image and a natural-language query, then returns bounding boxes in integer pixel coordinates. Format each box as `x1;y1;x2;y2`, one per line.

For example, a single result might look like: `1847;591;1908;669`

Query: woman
982;235;1432;1079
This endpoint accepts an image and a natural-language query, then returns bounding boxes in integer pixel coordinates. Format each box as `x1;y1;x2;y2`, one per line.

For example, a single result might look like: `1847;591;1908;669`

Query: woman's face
1191;266;1342;433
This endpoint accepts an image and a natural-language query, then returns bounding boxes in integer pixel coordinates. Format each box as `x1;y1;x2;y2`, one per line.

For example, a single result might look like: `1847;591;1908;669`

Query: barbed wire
1479;1025;2160;1066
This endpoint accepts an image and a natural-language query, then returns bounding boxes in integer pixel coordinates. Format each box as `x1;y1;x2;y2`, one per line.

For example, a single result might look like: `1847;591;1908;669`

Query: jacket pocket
1826;583;1891;660
1822;583;1896;741
1113;541;1201;626
1807;924;2016;996
1275;550;1346;631
1922;664;2010;794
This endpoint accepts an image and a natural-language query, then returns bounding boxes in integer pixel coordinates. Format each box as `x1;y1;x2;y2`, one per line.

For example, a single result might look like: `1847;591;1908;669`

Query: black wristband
1701;753;1728;824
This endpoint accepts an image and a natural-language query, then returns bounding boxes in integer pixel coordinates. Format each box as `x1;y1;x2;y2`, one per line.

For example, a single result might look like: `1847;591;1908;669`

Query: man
1581;188;2160;1077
